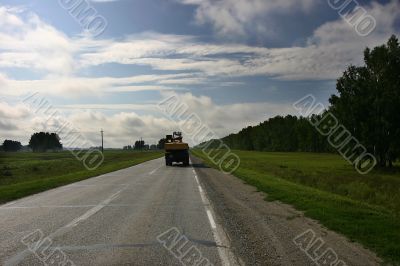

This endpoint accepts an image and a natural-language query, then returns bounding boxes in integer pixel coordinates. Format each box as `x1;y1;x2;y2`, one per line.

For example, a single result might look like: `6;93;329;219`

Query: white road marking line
198;189;208;203
1;158;162;211
0;204;138;210
149;165;162;175
67;184;128;187
5;189;124;266
0;205;95;210
66;189;122;228
194;175;199;184
206;210;217;229
1;201;17;208
193;168;235;266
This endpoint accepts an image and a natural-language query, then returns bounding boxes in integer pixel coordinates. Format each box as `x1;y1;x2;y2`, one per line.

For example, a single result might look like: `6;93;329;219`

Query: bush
2;140;22;152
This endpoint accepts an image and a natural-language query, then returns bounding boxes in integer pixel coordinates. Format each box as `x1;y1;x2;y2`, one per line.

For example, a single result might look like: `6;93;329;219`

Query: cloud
58;103;157;111
0;92;296;147
88;0;119;2
0;7;76;75
0;101;31;140
0;6;24;28
178;0;318;39
0;74;194;97
160;92;297;142
0;101;30;119
1;1;400;147
0;120;18;131
1;1;399;100
76;1;400;80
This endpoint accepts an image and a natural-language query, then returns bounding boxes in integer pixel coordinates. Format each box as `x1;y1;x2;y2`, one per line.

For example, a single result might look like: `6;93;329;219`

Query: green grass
192;149;400;265
0;150;163;203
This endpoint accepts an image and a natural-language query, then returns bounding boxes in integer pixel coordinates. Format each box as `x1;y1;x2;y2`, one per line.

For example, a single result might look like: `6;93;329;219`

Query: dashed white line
192;167;237;266
149;165;162;175
5;189;124;266
206;210;217;229
1;201;17;208
66;189;123;228
67;184;128;187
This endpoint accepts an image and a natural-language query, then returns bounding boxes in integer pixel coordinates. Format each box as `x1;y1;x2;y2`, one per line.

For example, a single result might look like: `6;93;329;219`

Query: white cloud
1;1;400;147
0;74;194;97
178;0;318;39
0;7;76;75
76;1;400;80
88;0;119;2
0;92;296;147
1;1;399;99
0;101;30;119
172;92;297;139
0;6;24;28
58;103;157;111
0;100;31;139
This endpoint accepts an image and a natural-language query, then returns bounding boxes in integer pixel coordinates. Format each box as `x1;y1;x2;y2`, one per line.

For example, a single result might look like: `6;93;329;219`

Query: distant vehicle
164;132;189;166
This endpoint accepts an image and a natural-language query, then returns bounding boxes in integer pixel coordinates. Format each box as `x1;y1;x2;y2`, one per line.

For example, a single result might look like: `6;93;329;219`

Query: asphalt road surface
0;157;236;266
0;157;381;266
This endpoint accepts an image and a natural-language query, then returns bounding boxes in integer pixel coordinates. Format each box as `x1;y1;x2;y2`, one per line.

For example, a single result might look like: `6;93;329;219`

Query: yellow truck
165;132;189;166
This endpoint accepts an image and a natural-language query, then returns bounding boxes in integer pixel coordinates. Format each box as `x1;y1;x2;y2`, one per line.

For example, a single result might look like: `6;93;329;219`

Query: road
0;158;236;266
0;156;381;266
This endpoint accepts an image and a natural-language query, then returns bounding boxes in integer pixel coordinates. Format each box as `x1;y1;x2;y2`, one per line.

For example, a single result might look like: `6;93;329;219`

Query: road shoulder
190;155;381;266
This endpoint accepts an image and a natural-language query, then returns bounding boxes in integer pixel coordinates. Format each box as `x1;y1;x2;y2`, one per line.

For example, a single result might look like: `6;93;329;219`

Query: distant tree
329;35;400;167
134;140;145;150
150;144;157;150
194;37;399;168
29;132;63;152
123;145;133;150
2;140;22;152
201;114;332;153
157;138;166;149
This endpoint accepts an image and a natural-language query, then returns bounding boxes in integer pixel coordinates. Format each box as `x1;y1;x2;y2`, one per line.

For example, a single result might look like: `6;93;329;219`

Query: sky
0;0;399;148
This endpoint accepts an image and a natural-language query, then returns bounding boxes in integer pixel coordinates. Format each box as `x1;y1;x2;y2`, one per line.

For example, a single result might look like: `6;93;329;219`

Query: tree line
221;115;331;153
207;35;400;168
0;140;22;152
1;132;62;152
123;138;166;150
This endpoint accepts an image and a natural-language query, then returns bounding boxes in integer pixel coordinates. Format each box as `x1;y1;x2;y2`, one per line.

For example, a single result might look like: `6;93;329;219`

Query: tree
2;140;22;152
134;140;145;150
29;132;63;152
150;144;157;150
123;145;133;150
329;35;400;167
157;138;166;150
215;115;331;153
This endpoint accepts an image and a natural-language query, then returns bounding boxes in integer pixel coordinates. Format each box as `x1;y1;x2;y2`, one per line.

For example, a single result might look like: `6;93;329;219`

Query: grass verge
0;150;163;204
191;149;400;265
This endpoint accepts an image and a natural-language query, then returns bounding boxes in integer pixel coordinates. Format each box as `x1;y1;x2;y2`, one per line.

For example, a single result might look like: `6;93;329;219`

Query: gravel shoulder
191;155;382;266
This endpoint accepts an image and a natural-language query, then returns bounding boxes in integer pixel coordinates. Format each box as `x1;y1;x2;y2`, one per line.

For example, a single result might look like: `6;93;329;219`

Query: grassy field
192;149;400;265
0;150;163;204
